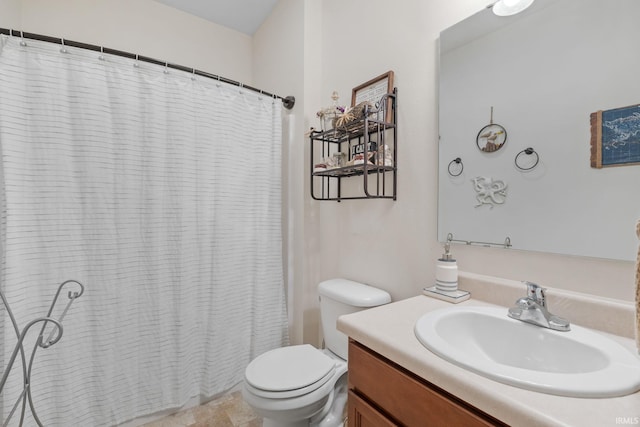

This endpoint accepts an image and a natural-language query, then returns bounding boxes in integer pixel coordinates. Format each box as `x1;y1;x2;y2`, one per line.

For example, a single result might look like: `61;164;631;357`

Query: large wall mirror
438;0;640;261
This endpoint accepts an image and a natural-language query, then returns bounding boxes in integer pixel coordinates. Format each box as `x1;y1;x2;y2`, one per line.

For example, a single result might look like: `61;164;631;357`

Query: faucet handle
523;281;546;306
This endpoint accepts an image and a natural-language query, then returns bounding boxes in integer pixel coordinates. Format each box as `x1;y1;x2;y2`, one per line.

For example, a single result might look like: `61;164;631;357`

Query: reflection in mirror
438;0;640;261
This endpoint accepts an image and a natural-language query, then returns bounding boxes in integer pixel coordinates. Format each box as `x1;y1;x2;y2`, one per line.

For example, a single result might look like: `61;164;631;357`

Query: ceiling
153;0;279;35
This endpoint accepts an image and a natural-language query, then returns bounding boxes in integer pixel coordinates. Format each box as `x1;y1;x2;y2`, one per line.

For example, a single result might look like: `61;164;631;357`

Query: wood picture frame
590;103;640;168
351;71;394;123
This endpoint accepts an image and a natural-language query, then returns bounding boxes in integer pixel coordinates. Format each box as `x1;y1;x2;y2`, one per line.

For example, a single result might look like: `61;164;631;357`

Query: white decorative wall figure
471;176;507;209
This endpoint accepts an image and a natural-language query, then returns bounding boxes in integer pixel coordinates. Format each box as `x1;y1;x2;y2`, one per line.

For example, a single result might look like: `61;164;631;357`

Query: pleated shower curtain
0;35;288;426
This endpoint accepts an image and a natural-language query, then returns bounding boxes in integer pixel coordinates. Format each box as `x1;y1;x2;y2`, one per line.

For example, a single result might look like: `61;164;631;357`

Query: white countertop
337;294;640;427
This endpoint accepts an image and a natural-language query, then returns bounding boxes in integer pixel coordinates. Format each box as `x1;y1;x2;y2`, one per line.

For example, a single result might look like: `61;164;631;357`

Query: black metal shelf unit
310;89;397;201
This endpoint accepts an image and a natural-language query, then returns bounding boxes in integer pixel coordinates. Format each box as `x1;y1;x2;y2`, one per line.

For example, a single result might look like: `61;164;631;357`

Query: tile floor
141;391;262;427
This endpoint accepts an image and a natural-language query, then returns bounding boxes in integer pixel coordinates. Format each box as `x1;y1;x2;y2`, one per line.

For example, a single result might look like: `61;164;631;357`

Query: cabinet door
349;340;506;427
348;390;398;427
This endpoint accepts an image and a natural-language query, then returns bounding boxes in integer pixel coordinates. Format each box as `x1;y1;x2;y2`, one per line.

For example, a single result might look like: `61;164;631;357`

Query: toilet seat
245;344;337;399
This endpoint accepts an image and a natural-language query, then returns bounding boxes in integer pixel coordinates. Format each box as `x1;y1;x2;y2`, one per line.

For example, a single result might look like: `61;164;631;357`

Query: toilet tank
318;278;391;360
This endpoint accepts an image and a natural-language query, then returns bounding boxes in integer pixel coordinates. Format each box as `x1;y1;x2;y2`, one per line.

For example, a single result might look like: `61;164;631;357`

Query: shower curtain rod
0;28;296;110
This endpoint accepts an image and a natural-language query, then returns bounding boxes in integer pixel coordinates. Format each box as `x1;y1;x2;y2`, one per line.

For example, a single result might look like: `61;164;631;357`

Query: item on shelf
353;154;366;165
351;140;376;157
314;153;346;172
377;144;393;166
348;153;376;166
313;163;328;173
316;91;345;131
346;143;391;167
332;152;346;168
334;101;374;130
352;71;395;123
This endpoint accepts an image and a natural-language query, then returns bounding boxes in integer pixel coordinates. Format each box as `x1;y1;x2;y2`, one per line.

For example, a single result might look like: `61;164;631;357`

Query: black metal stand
0;280;84;427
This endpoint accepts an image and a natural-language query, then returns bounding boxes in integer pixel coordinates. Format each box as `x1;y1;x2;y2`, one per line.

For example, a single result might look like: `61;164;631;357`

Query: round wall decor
476;107;507;152
476;123;507;152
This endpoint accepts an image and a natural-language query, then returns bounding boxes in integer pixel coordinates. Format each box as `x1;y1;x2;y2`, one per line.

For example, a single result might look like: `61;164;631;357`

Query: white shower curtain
0;35;288;426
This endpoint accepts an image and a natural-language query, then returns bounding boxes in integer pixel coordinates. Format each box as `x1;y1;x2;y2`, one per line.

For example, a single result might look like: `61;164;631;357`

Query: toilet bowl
243;345;347;427
242;279;391;427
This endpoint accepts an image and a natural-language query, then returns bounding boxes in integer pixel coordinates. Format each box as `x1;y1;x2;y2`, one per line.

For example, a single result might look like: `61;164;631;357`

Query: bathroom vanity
338;273;640;426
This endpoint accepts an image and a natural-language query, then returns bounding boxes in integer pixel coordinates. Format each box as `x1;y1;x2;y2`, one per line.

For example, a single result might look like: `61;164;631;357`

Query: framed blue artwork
590;103;640;168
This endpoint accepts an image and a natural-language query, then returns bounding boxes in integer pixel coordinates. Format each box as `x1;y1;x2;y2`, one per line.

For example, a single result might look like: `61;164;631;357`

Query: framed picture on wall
590;103;640;168
351;71;394;123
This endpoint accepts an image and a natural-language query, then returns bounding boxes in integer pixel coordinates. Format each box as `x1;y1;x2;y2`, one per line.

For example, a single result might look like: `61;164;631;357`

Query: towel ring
448;157;464;177
515;147;539;171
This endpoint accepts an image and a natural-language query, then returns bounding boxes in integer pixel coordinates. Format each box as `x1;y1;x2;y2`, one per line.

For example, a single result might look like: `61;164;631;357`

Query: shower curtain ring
19;31;27;47
99;46;105;61
134;54;139;68
164;61;169;74
60;38;68;54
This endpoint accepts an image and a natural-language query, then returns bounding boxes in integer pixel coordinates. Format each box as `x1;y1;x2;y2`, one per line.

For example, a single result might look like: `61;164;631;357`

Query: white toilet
242;278;391;427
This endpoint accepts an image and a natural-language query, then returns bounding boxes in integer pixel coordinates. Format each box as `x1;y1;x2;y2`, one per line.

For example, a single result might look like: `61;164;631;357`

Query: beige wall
1;0;635;351
9;0;253;83
0;0;21;28
252;0;330;347
252;0;309;345
293;0;635;345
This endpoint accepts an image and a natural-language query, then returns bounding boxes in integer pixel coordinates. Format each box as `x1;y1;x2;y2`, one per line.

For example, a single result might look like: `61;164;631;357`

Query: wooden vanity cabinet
347;340;508;427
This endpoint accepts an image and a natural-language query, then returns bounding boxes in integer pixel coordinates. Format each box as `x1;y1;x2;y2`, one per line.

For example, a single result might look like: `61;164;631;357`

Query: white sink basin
414;306;640;398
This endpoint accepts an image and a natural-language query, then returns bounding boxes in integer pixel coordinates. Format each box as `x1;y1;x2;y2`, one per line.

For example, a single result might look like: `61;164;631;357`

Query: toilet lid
245;344;336;393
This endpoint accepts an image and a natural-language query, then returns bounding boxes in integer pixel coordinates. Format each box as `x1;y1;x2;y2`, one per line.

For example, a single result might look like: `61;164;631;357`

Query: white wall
439;0;640;262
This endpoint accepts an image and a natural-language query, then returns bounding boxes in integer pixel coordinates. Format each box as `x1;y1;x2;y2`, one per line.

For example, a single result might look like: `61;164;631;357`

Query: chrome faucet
507;282;570;331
